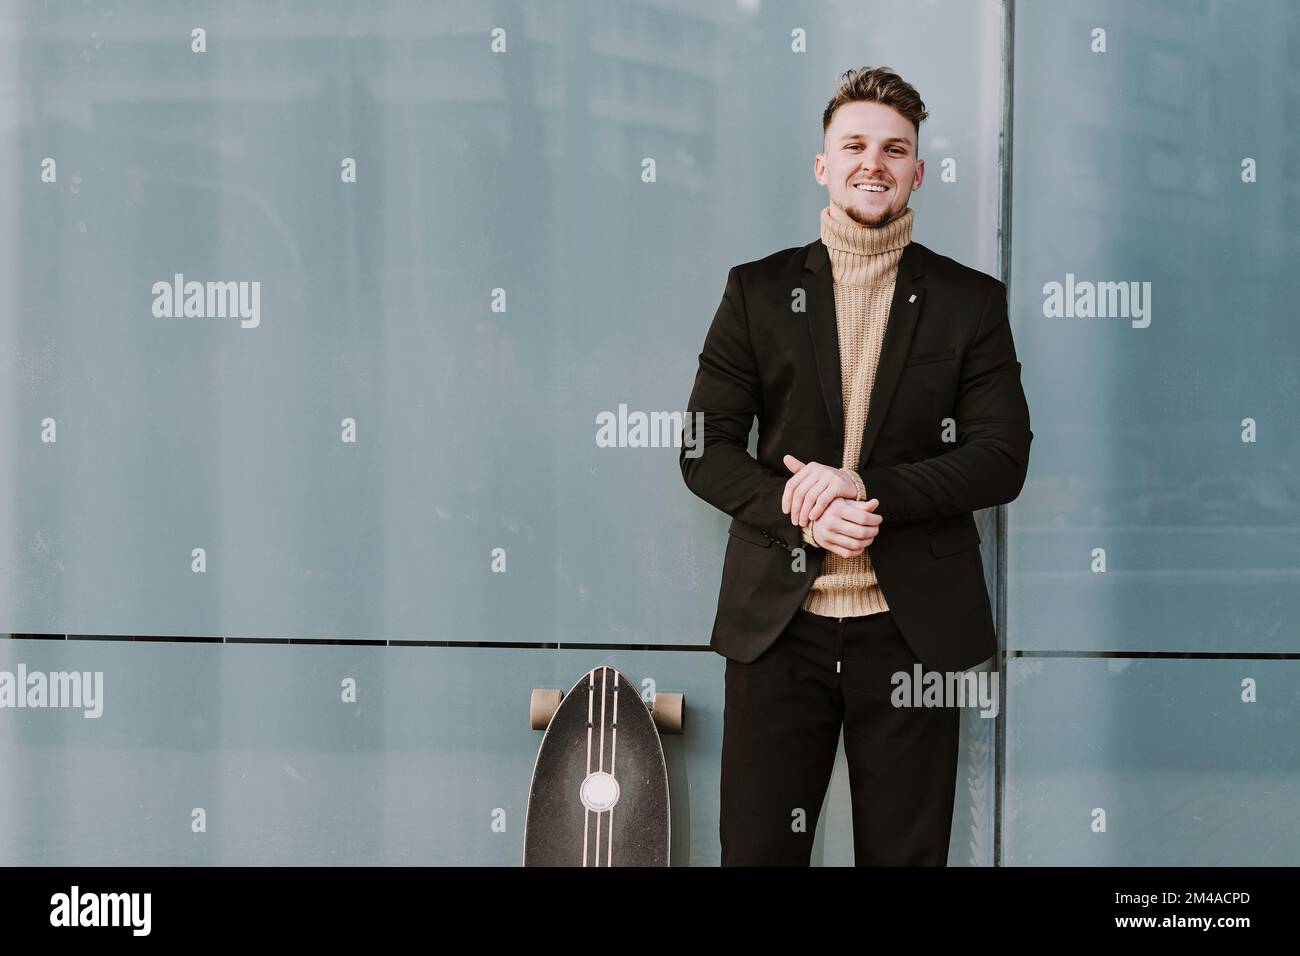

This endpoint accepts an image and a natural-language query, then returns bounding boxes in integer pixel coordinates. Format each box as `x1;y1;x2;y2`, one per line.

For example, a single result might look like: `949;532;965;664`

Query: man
679;66;1032;866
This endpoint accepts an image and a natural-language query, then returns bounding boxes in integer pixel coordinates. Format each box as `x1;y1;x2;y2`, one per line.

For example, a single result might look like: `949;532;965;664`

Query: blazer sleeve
854;279;1033;523
679;266;804;552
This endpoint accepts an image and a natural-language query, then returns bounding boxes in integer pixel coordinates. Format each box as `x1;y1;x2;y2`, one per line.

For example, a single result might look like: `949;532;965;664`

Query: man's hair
822;66;928;146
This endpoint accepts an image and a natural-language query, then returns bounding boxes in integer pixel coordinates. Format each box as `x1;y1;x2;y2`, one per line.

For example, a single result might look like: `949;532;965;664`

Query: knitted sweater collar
819;205;914;285
820;204;914;255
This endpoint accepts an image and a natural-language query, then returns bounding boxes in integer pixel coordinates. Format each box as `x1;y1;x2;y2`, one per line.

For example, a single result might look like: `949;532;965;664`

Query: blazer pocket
928;519;981;557
903;346;956;368
728;520;772;548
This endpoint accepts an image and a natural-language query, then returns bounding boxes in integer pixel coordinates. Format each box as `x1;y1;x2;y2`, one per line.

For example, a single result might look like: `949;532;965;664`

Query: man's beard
837;193;897;228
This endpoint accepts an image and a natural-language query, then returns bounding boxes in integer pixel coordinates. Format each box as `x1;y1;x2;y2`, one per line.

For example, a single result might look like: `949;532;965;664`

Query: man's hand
809;497;882;558
782;455;858;527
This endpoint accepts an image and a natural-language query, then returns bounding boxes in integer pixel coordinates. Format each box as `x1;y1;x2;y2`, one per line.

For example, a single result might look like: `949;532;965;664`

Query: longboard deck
523;666;670;866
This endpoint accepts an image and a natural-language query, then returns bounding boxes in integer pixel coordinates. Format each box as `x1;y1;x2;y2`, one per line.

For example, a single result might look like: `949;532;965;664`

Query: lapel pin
909;293;917;303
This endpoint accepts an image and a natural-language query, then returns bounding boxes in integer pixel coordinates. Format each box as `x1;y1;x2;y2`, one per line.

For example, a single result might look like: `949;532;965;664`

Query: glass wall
9;0;1288;868
0;0;1006;866
1005;0;1300;863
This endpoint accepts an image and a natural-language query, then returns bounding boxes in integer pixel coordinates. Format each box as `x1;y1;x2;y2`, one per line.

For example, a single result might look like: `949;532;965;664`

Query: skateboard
523;665;684;866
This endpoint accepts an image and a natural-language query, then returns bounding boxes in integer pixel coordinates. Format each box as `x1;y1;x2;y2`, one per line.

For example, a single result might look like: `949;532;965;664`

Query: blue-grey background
1;0;1295;865
1004;0;1300;864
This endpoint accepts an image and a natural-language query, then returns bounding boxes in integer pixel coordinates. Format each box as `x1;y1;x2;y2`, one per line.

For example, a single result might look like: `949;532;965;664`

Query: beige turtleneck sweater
798;204;915;619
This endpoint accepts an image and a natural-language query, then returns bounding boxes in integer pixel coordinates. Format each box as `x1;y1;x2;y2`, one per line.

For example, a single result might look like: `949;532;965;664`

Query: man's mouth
854;183;889;193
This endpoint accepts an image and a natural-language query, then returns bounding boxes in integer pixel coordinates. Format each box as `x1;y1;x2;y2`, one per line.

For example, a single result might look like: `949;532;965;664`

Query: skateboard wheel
530;689;563;731
651;692;684;734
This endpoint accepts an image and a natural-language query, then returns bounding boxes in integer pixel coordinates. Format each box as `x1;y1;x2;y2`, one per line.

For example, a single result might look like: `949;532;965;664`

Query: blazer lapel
802;238;844;459
802;237;928;470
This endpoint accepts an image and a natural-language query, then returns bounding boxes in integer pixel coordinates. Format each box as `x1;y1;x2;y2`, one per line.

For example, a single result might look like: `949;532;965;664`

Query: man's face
815;101;923;228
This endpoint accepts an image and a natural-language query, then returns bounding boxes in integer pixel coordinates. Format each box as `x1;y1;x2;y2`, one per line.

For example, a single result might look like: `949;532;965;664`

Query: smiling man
680;66;1032;866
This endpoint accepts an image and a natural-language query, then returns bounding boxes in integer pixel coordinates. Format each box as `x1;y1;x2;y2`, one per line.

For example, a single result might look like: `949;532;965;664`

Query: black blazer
680;234;1032;674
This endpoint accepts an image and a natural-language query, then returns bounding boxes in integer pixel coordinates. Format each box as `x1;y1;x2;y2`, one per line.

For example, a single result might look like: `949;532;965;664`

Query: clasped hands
781;455;882;559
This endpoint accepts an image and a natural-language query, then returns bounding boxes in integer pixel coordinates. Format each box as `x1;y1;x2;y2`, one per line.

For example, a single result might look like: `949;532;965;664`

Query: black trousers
720;608;961;866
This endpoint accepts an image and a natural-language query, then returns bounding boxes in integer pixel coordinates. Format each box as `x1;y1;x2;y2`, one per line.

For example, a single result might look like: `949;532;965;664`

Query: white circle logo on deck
579;771;621;812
